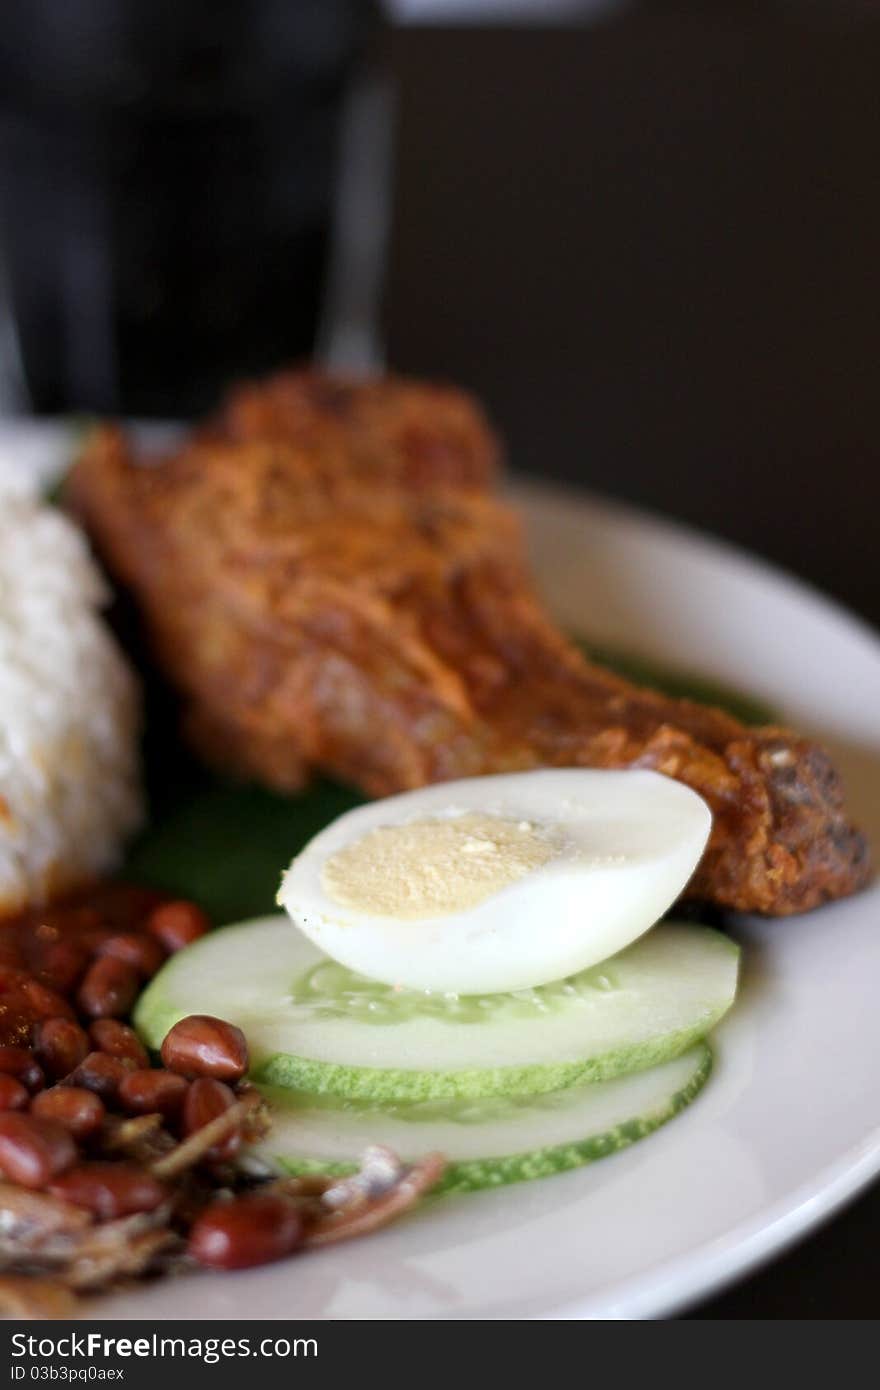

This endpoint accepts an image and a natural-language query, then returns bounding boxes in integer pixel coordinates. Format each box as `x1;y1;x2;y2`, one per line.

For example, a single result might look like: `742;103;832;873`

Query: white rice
0;481;143;914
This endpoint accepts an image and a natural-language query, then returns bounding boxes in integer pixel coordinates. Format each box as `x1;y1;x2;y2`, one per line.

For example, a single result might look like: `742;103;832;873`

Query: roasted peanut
32;939;90;994
147;902;210;955
117;1069;188;1120
0;1045;44;1093
33;1018;90;1080
32;1087;106;1141
0;1074;29;1112
160;1016;248;1081
182;1078;240;1161
0;1112;78;1188
88;1019;149;1069
18;977;75;1022
116;1067;187;1123
96;933;165;980
188;1192;303;1269
65;1052;136;1102
0;964;31;991
77;958;140;1020
48;1162;167;1219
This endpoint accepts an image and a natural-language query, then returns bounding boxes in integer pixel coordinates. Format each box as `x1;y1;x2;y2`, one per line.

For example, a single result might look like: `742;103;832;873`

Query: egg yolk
320;812;559;919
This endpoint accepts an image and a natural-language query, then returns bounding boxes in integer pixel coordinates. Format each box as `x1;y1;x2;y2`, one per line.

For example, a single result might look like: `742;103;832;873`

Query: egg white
277;768;712;995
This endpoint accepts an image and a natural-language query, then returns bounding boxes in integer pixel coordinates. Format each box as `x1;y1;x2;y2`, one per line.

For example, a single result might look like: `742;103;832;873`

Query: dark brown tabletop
382;8;880;1318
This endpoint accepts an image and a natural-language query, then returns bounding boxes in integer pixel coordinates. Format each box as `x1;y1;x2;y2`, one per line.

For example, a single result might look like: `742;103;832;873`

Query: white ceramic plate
5;425;879;1319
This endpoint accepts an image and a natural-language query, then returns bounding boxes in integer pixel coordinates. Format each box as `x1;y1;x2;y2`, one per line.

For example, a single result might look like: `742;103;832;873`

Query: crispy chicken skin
205;368;502;492
67;371;870;916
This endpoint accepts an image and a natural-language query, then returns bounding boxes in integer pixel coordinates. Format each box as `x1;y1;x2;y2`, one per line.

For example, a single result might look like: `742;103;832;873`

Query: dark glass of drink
0;1;378;416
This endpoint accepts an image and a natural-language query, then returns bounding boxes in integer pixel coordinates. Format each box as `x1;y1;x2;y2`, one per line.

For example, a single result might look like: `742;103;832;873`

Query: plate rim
512;473;880;664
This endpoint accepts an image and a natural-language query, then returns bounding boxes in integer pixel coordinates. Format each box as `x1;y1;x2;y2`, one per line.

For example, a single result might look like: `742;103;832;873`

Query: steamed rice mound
0;485;142;914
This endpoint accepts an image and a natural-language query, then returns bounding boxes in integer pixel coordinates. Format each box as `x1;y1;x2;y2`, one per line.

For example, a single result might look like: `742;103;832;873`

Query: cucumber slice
253;1043;712;1194
135;916;737;1102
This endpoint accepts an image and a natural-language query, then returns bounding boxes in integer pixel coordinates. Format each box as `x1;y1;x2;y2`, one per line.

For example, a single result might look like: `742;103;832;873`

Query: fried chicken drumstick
68;370;869;916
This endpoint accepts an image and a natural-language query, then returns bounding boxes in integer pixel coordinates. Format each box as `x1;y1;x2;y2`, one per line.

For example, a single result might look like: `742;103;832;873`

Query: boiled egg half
277;768;712;995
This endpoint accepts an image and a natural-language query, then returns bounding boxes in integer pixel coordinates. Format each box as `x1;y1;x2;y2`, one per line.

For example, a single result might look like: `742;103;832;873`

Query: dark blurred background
384;7;880;629
1;0;879;1315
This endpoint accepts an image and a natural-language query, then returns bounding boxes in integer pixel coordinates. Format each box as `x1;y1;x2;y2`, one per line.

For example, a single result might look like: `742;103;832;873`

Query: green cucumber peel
254;1043;713;1195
